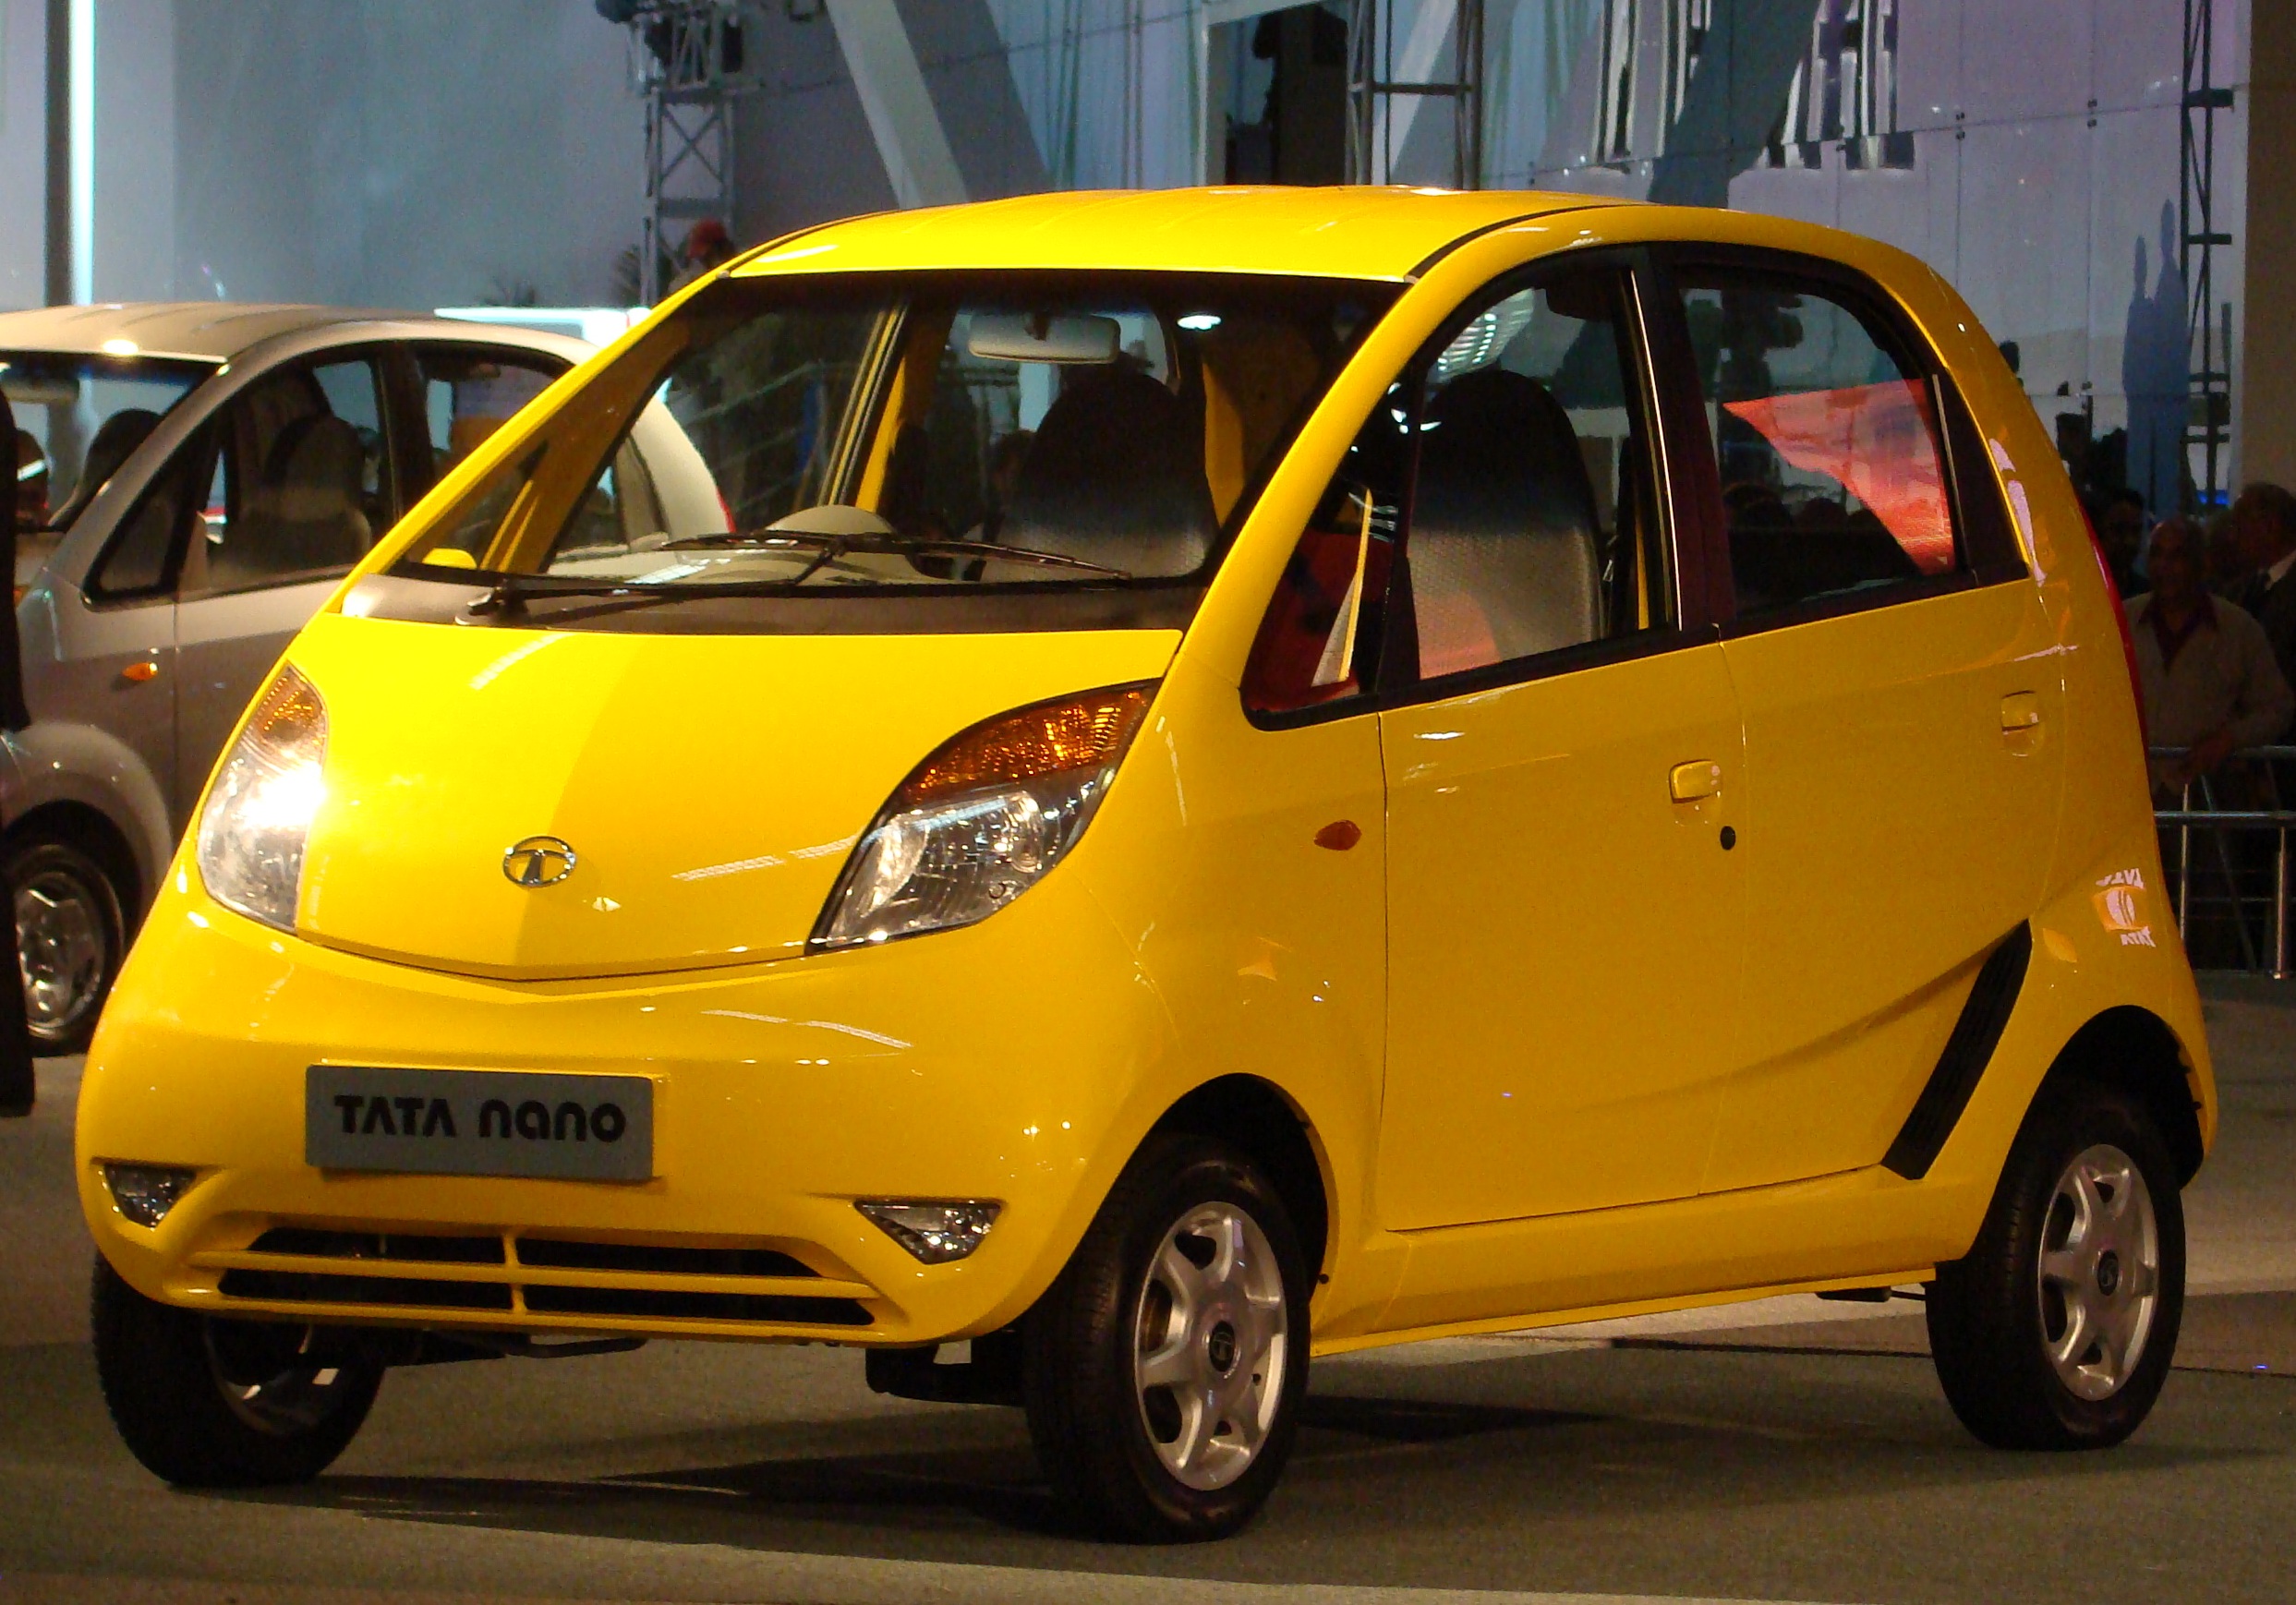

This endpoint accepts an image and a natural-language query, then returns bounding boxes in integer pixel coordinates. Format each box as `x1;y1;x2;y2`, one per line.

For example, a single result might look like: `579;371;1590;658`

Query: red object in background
1724;380;1954;572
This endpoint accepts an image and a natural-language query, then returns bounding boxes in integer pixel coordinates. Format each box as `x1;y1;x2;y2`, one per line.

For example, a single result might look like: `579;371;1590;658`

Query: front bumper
78;866;1169;1346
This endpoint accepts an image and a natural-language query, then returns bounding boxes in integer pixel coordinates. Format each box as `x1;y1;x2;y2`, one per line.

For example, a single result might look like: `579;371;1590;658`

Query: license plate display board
306;1066;655;1181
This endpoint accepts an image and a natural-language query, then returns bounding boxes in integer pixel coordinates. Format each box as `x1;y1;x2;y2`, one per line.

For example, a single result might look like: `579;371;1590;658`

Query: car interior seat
46;408;161;530
1408;368;1602;675
997;368;1217;578
224;414;372;585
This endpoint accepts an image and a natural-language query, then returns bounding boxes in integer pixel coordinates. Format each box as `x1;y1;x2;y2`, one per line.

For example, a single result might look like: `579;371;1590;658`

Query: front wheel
1022;1136;1311;1541
1927;1081;2184;1449
6;836;127;1054
91;1255;383;1486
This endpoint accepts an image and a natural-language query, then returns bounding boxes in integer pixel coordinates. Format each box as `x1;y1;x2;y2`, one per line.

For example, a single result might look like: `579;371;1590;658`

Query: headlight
815;682;1154;947
196;664;328;932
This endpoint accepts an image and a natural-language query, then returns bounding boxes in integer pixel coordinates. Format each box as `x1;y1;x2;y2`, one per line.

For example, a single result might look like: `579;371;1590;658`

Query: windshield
379;271;1395;633
3;353;215;555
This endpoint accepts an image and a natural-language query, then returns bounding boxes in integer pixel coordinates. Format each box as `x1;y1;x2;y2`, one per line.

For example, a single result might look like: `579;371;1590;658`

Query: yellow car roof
730;187;1631;284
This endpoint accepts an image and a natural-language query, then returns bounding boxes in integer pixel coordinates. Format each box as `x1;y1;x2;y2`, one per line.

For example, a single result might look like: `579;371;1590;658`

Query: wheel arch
1149;1075;1333;1284
2039;1005;2204;1184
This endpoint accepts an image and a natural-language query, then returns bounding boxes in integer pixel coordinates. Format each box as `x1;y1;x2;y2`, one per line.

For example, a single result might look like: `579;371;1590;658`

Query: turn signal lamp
814;682;1154;948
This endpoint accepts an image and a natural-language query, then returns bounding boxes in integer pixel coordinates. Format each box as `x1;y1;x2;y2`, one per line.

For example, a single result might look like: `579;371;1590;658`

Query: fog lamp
103;1163;196;1227
856;1200;1001;1264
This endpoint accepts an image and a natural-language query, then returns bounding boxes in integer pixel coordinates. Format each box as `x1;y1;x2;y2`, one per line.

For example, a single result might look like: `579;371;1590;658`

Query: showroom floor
4;983;2291;1605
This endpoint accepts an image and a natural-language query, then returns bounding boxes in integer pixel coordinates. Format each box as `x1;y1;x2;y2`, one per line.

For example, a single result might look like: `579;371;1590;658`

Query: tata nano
78;189;2210;1541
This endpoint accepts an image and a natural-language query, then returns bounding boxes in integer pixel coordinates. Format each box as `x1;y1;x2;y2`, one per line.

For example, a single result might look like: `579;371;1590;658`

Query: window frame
1243;245;1714;730
1647;243;2029;640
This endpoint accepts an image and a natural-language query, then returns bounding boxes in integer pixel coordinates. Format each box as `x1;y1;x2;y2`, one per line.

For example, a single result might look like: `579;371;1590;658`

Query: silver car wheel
2036;1141;2161;1402
1130;1200;1289;1491
16;865;110;1040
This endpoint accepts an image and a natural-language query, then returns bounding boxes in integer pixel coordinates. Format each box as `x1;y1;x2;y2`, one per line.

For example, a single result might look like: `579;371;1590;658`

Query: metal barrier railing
2152;744;2296;978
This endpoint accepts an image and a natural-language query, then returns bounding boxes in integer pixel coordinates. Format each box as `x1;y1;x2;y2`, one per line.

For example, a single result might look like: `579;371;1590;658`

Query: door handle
2000;692;2042;732
1669;760;1723;802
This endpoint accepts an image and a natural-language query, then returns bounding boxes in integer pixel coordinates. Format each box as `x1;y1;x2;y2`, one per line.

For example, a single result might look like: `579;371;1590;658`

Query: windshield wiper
664;530;1128;580
898;539;1128;578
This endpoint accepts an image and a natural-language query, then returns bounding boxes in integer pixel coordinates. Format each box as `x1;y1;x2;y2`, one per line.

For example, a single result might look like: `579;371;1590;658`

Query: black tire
1927;1080;2184;1450
6;835;127;1055
1022;1135;1311;1542
91;1254;383;1486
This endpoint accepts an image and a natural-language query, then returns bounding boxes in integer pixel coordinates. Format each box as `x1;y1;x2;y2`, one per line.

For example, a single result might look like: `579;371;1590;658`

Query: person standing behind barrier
2132;517;2294;798
2229;483;2296;693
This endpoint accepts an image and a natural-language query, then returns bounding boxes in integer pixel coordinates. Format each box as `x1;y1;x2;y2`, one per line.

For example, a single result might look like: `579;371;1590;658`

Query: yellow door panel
1706;580;2065;1191
1378;642;1746;1227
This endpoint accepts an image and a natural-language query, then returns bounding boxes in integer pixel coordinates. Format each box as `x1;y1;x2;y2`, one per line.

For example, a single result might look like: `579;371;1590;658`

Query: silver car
0;304;601;1050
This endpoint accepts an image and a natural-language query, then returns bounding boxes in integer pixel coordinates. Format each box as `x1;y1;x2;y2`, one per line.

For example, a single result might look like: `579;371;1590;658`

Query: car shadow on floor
217;1372;2266;1577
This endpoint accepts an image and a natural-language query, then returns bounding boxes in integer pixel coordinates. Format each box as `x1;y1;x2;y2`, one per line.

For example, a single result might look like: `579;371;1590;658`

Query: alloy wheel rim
16;870;107;1039
2036;1141;2160;1401
1130;1200;1289;1490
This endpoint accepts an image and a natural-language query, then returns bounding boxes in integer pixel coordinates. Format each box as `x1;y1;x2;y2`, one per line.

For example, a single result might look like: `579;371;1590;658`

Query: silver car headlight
814;682;1154;948
196;664;328;932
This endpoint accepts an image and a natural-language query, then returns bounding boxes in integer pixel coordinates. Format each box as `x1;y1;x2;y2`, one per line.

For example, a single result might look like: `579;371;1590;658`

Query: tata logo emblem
503;835;578;887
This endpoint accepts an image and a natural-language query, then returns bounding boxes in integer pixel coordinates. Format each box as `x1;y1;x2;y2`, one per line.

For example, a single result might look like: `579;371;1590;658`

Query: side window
1404;268;1671;682
413;346;562;491
192;353;392;594
1242;382;1411;716
1675;268;1958;617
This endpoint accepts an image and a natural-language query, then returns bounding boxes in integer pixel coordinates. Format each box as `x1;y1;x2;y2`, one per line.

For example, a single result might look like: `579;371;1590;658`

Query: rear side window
1674;266;1976;619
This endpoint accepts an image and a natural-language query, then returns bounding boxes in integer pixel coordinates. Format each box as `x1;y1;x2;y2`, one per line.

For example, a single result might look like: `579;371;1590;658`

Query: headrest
997;368;1217;577
1415;369;1598;542
47;406;161;528
264;414;365;494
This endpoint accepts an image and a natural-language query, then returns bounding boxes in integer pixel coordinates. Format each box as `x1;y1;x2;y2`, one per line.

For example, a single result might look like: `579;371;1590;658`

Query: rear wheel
1022;1136;1311;1541
1927;1081;2183;1449
91;1255;382;1486
6;836;127;1054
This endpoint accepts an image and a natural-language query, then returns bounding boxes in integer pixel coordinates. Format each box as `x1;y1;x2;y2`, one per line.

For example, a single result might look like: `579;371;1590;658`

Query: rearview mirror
966;312;1119;365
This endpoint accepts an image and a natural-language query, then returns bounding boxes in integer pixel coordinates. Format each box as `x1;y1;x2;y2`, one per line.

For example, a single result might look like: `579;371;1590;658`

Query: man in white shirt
2133;518;2293;795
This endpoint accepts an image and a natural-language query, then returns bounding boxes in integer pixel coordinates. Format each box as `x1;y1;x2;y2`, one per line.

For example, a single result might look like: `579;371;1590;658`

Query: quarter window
1675;269;1958;616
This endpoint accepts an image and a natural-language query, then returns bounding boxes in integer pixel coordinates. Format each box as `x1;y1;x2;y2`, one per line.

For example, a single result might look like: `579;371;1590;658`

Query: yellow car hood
280;612;1178;979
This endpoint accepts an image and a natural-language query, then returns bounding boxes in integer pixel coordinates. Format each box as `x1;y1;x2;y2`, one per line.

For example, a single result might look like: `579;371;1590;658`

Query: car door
47;440;212;817
1373;257;1747;1229
171;348;400;816
1662;251;2067;1192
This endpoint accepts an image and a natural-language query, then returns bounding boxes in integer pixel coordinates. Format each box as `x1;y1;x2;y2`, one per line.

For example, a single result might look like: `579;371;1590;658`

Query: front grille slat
523;1285;871;1325
216;1225;867;1330
514;1238;816;1279
220;1268;514;1310
248;1227;505;1264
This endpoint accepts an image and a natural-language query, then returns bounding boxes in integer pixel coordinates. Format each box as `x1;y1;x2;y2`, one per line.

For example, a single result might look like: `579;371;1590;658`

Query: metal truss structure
1345;0;1485;188
618;1;769;303
2181;0;2231;510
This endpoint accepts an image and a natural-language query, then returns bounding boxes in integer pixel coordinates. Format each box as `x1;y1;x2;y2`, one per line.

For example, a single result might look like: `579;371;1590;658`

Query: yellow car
77;188;2210;1540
